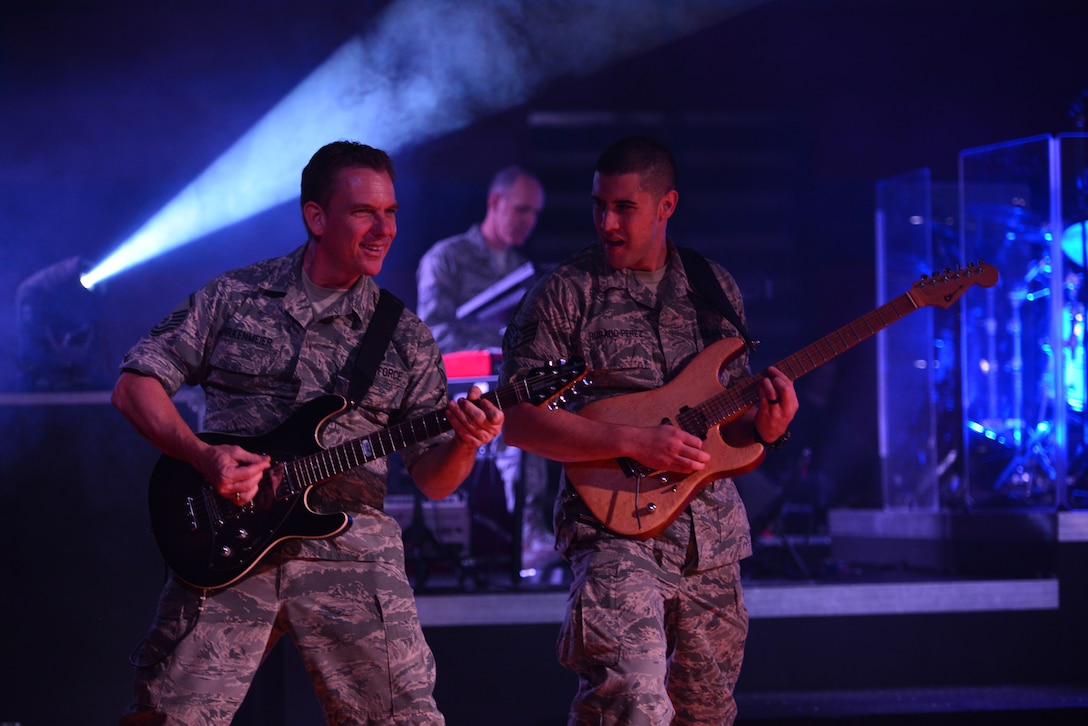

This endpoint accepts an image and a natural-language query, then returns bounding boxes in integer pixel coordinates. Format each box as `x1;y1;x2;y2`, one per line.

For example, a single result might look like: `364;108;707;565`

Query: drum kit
1032;221;1088;415
969;213;1088;503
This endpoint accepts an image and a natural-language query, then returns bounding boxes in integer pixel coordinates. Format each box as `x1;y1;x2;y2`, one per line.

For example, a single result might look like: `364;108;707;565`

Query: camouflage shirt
416;224;531;353
501;241;754;566
121;243;452;562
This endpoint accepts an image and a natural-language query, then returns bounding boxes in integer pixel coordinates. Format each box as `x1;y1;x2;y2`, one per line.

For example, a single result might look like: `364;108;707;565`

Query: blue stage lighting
17;257;111;390
80;0;760;289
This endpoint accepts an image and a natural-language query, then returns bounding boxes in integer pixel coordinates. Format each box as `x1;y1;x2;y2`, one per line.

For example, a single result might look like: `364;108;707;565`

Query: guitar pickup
677;406;710;439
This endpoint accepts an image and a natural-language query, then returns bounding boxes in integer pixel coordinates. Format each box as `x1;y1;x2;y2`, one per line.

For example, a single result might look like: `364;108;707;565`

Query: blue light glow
79;0;759;289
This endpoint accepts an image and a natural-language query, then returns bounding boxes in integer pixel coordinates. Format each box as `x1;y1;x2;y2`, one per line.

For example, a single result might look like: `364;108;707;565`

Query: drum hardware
975;249;1082;502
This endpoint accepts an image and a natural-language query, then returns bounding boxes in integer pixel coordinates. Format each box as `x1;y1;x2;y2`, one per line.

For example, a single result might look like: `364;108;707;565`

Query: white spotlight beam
82;0;763;289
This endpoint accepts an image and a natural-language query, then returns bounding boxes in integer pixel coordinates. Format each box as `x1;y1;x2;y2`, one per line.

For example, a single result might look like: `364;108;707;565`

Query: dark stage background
2;1;1087;724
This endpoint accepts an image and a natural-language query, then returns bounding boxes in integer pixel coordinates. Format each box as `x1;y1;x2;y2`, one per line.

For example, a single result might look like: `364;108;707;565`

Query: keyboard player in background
416;166;560;578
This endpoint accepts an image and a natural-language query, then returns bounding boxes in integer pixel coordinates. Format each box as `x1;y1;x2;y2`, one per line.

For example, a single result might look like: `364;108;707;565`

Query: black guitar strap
347;288;405;406
677;245;756;352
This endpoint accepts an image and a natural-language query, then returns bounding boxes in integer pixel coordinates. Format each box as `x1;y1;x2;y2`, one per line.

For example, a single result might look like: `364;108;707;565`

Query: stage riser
828;508;1064;576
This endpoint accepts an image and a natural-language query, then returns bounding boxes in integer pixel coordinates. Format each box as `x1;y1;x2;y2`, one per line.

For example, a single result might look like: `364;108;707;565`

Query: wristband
754;427;790;451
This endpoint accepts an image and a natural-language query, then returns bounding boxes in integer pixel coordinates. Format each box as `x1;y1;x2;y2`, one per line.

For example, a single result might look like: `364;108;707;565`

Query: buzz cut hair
594;136;677;198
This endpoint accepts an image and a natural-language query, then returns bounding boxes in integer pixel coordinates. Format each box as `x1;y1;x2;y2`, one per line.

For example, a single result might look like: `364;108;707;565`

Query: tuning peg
549;391;583;409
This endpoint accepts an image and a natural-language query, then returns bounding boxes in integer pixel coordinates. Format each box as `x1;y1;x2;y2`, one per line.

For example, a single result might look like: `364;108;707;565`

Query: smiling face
302;166;398;288
591;171;678;272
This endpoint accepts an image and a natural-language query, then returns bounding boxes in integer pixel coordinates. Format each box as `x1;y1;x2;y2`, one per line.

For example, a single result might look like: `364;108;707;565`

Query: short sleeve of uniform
119;280;224;395
500;272;581;385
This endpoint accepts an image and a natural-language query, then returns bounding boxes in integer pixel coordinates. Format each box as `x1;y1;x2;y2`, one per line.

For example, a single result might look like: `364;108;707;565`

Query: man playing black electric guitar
112;141;504;725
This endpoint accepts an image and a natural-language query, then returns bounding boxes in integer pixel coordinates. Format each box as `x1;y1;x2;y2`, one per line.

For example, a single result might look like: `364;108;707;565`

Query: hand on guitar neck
750;364;797;446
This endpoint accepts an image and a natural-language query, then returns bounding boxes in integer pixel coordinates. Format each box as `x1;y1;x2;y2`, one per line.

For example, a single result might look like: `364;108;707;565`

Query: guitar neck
776;290;917;383
286;381;529;488
705;290;920;425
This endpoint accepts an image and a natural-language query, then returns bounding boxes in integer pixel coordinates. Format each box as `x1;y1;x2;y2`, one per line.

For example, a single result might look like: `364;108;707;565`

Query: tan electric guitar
565;261;998;538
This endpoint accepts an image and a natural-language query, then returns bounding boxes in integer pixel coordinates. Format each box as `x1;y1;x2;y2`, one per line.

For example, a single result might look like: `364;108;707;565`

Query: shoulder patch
504;320;539;351
150;294;194;336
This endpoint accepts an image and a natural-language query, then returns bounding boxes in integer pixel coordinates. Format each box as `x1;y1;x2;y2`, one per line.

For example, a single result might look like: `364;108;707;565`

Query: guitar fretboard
695;290;920;428
672;261;995;436
280;368;580;491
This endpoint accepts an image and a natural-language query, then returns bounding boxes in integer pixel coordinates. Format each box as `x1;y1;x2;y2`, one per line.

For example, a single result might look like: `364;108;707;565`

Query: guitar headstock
521;358;589;408
909;260;999;309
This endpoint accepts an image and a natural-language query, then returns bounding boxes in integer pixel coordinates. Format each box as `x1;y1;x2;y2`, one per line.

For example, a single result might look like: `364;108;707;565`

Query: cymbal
1063;221;1088;266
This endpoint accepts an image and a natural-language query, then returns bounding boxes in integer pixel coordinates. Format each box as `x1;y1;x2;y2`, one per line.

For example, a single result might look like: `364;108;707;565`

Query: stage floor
408;506;1085;626
412;569;1061;627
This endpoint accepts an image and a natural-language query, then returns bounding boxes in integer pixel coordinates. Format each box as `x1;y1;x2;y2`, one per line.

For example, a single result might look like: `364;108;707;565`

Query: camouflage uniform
416;224;530;353
120;244;450;725
502;242;753;726
417;225;553;571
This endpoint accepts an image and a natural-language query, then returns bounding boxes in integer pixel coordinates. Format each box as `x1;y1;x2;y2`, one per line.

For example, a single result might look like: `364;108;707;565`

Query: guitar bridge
618;457;650;478
183;496;199;532
618;457;681;488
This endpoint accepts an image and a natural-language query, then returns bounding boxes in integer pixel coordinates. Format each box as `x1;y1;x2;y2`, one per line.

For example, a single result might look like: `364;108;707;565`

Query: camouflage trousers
557;516;749;726
120;554;444;726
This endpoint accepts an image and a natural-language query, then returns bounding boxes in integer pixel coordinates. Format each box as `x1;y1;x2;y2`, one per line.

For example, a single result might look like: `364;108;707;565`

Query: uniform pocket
558;556;624;670
128;580;205;668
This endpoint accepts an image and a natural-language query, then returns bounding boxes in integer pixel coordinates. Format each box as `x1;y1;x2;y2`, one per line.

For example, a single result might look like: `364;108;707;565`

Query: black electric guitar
565;262;998;539
148;359;587;589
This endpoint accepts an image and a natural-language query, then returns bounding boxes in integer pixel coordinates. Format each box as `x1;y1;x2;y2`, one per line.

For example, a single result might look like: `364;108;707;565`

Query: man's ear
302;201;325;238
659;190;679;220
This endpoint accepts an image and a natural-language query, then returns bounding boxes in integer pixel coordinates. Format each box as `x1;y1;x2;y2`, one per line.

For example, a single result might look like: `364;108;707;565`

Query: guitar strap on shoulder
676;245;757;352
347;288;405;406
